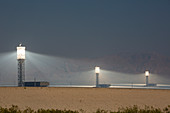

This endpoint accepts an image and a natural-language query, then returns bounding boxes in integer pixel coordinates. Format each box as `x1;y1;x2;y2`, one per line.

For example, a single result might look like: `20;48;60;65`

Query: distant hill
45;52;170;84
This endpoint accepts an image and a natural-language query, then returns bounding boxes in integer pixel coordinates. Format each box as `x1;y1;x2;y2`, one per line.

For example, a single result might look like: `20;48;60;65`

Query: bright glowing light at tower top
17;43;26;59
145;71;150;76
95;67;100;74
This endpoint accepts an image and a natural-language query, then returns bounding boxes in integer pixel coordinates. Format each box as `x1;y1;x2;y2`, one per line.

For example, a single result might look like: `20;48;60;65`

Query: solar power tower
17;44;26;87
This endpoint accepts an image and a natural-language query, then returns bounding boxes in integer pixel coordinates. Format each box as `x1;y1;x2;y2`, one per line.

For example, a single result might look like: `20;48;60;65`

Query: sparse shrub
117;105;139;113
163;105;170;113
9;105;21;113
117;105;162;113
0;107;9;113
95;109;110;113
23;107;34;113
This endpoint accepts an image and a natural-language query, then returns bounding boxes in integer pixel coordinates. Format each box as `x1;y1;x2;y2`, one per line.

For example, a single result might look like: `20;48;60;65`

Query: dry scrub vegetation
0;105;170;113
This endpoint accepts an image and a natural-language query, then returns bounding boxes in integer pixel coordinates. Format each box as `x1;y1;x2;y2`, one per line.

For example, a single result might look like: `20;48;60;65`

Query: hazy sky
0;0;170;58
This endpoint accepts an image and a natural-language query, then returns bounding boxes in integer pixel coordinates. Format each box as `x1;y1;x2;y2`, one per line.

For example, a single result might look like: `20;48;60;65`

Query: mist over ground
0;51;169;85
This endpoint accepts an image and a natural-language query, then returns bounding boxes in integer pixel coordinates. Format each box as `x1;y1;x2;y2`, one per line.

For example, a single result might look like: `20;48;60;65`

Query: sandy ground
0;87;170;112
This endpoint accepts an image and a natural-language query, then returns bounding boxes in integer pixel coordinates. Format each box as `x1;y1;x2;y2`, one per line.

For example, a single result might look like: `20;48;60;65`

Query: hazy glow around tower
17;44;26;59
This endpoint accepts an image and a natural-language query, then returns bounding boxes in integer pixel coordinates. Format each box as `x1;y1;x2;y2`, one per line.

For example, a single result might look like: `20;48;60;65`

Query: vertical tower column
18;59;25;87
146;76;148;86
17;44;26;87
96;73;99;87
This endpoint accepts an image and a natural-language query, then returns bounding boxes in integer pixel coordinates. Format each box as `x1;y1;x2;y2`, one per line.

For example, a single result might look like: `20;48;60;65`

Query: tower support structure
18;59;25;87
96;73;99;87
146;76;149;86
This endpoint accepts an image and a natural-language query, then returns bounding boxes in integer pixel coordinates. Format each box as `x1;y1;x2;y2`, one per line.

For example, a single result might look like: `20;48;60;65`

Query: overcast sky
0;0;170;58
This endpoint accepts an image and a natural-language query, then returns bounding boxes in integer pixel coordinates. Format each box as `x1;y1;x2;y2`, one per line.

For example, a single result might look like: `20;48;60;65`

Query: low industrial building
24;81;49;87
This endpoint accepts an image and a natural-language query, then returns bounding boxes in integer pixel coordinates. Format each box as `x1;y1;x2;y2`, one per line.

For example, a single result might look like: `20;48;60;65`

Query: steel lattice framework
18;59;25;87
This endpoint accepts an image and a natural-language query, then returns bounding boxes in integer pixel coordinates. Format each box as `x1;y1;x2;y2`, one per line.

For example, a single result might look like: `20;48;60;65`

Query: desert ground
0;87;170;112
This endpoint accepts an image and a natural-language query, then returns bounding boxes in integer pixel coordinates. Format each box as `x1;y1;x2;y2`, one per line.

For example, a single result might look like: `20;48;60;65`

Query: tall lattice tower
17;44;26;87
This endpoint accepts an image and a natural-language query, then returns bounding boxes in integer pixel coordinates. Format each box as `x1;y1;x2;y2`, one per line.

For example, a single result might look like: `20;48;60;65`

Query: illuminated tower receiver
17;44;26;87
